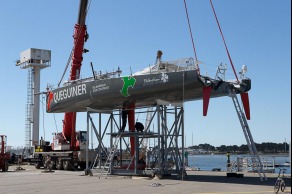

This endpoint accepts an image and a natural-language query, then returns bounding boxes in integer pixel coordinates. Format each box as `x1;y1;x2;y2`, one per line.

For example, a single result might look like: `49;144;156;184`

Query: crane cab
76;131;87;150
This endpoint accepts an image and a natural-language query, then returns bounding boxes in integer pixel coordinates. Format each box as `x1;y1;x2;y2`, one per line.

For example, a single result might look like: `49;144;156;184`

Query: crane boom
63;0;88;150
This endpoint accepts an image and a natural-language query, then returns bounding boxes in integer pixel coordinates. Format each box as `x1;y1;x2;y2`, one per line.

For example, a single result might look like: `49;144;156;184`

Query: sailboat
46;50;251;114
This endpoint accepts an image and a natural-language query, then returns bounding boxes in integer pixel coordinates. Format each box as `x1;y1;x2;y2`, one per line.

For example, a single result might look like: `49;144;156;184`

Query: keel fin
203;86;212;116
240;92;250;120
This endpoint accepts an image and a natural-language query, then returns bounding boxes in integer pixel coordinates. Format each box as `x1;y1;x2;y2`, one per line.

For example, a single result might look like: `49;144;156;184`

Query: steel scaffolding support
85;102;186;178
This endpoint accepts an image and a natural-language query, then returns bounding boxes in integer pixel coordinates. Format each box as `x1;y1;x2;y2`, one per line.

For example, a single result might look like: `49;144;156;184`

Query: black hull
47;70;249;113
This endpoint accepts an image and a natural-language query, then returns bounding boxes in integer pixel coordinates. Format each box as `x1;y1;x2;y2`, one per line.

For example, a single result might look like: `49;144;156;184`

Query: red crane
34;0;98;171
62;0;88;151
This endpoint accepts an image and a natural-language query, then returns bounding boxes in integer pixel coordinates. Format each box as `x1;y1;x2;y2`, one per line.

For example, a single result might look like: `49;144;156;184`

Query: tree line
188;142;290;154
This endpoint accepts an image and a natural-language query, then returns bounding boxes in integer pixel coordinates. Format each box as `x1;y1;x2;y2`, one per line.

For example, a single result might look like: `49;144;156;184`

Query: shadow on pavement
169;174;291;187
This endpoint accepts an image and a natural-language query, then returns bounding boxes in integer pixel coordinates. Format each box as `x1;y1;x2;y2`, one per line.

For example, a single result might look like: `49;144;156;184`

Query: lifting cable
183;0;198;62
58;0;92;87
209;0;239;83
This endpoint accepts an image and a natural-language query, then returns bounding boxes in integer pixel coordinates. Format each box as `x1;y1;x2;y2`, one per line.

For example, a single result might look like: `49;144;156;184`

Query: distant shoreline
188;153;290;157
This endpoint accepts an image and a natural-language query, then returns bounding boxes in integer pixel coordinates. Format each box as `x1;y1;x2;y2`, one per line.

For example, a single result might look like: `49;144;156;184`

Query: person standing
120;106;128;132
184;151;189;167
226;152;231;171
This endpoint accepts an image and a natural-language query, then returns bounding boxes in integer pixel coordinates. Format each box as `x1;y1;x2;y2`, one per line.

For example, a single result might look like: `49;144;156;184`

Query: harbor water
187;154;291;174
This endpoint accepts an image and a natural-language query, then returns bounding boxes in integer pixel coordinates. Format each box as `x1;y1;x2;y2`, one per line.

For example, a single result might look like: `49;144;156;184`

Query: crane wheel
56;160;64;170
2;162;9;172
63;161;72;170
35;162;41;169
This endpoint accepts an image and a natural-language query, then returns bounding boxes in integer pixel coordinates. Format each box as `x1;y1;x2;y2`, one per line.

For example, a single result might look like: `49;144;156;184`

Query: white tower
16;48;51;150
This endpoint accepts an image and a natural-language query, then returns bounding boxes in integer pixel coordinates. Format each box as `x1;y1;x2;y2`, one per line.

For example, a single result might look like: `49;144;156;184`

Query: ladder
99;133;122;179
25;69;33;149
229;89;267;181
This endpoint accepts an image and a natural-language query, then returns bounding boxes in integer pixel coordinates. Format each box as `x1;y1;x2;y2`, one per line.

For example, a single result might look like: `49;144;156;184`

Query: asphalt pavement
0;165;290;194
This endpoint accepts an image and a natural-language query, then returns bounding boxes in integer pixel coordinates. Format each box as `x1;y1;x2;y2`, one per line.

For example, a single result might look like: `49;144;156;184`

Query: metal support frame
86;108;115;172
155;104;185;177
85;102;185;178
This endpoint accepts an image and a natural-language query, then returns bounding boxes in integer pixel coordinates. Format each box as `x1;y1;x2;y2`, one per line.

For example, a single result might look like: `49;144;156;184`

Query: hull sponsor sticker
53;84;87;103
143;73;169;86
120;76;136;97
47;91;54;111
92;83;109;92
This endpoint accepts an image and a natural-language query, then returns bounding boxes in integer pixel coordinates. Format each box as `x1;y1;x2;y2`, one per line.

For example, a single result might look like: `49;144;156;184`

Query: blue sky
0;0;291;148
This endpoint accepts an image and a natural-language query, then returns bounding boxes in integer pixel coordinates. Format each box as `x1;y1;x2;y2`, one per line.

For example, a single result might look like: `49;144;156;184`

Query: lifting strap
209;0;239;83
183;0;198;62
